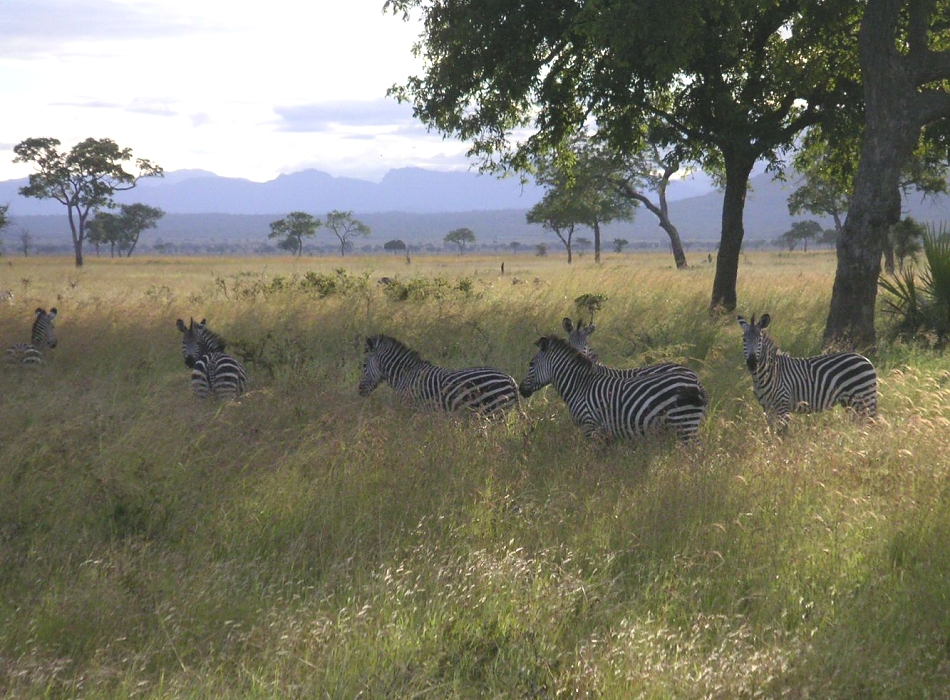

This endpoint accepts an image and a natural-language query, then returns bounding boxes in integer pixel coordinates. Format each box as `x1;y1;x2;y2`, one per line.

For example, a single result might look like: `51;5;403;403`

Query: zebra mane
367;334;427;364
539;335;598;367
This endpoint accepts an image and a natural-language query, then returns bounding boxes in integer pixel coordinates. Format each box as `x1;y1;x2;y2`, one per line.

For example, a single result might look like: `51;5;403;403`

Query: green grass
0;252;948;698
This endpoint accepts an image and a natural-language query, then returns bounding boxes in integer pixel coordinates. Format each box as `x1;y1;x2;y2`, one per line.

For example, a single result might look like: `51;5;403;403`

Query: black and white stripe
562;317;709;403
738;313;877;427
176;317;247;400
358;334;518;414
5;307;57;365
519;335;707;442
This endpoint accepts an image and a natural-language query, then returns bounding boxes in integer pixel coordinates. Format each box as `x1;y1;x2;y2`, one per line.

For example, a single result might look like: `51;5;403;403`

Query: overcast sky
0;0;475;183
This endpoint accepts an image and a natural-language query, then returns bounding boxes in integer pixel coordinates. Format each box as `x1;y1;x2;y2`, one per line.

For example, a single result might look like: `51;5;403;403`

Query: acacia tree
269;211;321;257
526;188;580;263
324;210;370;257
385;0;849;311
13;137;162;267
444;227;476;254
88;203;164;257
532;138;636;263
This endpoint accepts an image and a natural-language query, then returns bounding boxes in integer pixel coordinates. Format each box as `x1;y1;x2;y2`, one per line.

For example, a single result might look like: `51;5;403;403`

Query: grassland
0;251;948;699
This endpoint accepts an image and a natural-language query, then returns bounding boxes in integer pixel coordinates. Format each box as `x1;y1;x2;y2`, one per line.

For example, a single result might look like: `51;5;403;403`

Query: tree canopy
13;137;162;267
444;227;476;254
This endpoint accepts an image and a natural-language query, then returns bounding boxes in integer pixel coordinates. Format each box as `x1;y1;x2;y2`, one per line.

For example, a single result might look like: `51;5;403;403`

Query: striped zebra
562;317;709;402
176;317;247;400
358;334;519;415
738;314;877;428
519;335;708;442
5;307;57;365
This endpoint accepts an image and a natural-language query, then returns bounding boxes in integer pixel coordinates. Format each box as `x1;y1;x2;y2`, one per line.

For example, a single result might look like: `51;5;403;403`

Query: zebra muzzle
746;356;757;372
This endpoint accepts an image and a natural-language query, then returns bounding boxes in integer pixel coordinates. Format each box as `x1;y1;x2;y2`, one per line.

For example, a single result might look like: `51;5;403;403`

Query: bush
879;224;950;345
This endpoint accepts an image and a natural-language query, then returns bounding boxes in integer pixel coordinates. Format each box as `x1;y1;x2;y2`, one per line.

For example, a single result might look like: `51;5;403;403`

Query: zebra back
738;313;878;425
561;316;708;401
176;317;247;399
359;334;518;414
5;307;57;365
520;335;707;442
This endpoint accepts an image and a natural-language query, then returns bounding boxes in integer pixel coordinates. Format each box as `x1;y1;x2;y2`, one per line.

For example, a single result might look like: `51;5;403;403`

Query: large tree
822;0;950;347
12;137;162;267
386;0;848;311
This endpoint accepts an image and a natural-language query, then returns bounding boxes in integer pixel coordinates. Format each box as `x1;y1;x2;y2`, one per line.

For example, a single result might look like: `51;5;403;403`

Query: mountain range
2;167;948;252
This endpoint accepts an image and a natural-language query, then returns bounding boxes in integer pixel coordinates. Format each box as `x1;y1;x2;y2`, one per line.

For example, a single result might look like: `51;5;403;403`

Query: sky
0;0;475;183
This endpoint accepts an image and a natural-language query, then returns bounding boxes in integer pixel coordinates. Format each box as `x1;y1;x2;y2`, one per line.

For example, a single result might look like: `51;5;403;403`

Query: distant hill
3;167;949;254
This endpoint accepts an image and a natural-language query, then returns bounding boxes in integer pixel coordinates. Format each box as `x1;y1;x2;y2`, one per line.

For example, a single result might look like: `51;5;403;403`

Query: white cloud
0;1;475;182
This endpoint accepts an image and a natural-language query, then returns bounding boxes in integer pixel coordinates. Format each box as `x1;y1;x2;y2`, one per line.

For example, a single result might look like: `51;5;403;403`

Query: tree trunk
592;220;601;263
710;152;756;311
618;181;688;268
823;0;920;349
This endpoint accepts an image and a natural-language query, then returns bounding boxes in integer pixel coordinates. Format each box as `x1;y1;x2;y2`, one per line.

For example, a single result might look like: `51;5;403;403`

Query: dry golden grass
0;251;947;699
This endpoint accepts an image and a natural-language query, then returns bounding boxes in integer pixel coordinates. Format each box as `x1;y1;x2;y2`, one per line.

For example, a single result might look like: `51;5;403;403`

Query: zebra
5;307;57;365
358;334;519;415
738;313;877;428
176;317;247;400
519;335;708;442
561;317;709;402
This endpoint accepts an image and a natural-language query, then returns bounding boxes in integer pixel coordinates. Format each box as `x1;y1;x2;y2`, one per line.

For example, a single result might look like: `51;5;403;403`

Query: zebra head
32;307;58;349
176;317;225;369
562;317;599;361
737;313;771;372
358;335;386;396
519;335;588;397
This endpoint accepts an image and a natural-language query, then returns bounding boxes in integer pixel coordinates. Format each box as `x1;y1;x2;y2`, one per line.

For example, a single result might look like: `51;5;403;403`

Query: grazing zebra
738;313;877;428
176;317;247;400
519;335;707;442
561;317;709;402
358;334;519;415
5;307;57;365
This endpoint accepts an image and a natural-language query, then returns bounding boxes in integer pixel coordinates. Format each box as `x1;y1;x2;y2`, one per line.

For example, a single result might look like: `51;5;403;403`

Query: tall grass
1;252;947;698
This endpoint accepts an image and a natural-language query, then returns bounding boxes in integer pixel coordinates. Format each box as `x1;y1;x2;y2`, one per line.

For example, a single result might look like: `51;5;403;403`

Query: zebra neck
385;353;434;384
754;340;782;383
550;355;597;402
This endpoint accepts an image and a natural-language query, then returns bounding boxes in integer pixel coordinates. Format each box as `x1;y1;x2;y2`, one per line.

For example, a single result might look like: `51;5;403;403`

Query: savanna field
0;251;948;699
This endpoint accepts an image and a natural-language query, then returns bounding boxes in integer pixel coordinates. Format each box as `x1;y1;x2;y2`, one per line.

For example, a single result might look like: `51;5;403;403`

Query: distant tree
575;237;593;253
779;220;823;252
87;203;165;257
13;137;162;267
19;229;32;257
0;204;8;254
325;210;371;257
445;227;476;254
613;238;629;254
268;211;321;257
510;241;522;254
384;239;407;254
526;186;580;263
535;243;548;257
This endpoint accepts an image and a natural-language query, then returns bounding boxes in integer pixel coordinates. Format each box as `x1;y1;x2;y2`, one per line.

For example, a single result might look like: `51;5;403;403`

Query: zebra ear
536;336;549;350
737;315;748;329
48;308;57;320
176;319;187;332
586;322;596;335
34;308;45;318
562;317;574;332
759;314;771;329
364;336;376;352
